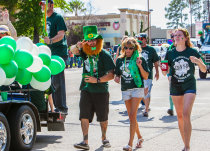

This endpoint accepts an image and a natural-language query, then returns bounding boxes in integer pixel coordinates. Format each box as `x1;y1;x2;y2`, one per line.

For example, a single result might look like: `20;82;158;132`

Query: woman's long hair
175;28;193;48
118;37;142;58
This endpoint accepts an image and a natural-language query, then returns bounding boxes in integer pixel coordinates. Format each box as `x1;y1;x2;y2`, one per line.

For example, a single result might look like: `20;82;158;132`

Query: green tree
14;0;43;43
186;0;207;21
139;20;149;33
68;0;86;16
54;0;72;13
0;0;18;21
66;25;83;45
165;0;188;28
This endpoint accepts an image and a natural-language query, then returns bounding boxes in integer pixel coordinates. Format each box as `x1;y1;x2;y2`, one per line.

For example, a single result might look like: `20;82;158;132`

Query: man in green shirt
71;25;115;150
138;33;159;117
44;0;68;114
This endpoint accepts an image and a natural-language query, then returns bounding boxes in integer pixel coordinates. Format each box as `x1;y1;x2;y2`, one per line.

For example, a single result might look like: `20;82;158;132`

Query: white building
64;8;149;47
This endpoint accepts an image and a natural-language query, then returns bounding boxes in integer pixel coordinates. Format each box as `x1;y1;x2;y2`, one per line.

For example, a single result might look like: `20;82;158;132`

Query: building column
119;8;128;37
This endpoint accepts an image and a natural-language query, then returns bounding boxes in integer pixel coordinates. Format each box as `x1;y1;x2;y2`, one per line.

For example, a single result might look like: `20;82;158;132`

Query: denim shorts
144;79;153;99
122;88;144;101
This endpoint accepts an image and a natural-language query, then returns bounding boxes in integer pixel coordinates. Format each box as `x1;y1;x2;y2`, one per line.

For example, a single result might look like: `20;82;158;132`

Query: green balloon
48;59;62;75
0;44;14;64
33;65;51;82
39;53;51;66
51;55;65;72
36;43;46;47
14;49;33;69
15;68;25;82
0;61;18;78
16;69;32;85
0;36;17;51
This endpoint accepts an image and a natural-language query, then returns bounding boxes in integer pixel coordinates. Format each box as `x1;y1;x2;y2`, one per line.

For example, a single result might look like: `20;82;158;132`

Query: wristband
50;39;53;44
97;77;101;83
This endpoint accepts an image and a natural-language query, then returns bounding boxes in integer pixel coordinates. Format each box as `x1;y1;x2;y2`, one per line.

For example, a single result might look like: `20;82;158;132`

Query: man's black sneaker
167;109;174;116
74;141;90;150
143;112;148;117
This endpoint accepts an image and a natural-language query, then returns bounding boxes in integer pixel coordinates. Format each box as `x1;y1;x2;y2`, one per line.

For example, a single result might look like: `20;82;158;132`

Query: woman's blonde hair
119;37;142;58
175;28;193;48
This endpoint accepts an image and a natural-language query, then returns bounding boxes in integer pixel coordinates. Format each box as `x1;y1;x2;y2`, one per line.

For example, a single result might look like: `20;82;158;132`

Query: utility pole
208;0;210;22
147;0;150;44
189;0;193;37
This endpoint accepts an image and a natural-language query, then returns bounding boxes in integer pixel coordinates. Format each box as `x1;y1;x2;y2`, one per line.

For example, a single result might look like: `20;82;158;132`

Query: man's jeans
52;56;68;112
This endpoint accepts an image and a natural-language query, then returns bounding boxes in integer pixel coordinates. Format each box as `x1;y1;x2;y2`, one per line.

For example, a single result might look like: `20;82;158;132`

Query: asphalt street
32;67;210;151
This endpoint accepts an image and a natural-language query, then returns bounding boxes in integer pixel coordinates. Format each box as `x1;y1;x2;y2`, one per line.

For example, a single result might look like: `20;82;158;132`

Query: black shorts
170;80;196;96
79;90;109;123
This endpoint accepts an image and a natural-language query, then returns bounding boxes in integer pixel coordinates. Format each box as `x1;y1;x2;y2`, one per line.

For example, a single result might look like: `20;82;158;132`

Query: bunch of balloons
0;36;65;91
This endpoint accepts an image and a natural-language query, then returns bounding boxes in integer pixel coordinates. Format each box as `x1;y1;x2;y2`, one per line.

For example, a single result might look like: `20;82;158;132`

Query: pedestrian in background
166;33;176;116
162;28;206;151
138;33;159;117
114;37;149;151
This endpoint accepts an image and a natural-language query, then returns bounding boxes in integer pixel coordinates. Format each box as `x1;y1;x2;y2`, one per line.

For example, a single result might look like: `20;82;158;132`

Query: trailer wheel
0;112;10;151
199;69;207;79
8;105;37;151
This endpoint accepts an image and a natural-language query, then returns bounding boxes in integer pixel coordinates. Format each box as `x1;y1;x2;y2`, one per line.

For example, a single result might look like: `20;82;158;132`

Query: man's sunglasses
87;39;96;42
124;47;134;50
138;37;145;40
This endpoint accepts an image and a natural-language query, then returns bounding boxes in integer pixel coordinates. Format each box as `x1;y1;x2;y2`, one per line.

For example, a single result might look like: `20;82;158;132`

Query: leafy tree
14;0;43;43
66;25;83;45
68;0;86;16
186;0;206;21
165;0;188;29
139;20;149;33
54;0;72;13
0;0;18;21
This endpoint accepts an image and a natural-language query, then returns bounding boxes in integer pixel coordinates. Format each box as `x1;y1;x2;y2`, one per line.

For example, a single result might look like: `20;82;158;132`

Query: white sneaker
140;105;145;109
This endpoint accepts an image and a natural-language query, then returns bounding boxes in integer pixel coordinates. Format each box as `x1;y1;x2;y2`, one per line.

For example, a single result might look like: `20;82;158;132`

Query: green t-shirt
141;45;159;79
47;12;68;57
165;47;200;90
115;57;149;91
79;49;115;93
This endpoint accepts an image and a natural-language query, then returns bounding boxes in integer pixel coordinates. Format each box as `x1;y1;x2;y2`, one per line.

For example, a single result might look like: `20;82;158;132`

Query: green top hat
83;25;103;41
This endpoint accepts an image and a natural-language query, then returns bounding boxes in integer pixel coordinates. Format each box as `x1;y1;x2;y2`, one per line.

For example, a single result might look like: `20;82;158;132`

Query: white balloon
38;45;51;56
26;56;43;73
0;67;6;86
30;76;51;91
16;37;33;52
31;44;39;56
3;77;16;85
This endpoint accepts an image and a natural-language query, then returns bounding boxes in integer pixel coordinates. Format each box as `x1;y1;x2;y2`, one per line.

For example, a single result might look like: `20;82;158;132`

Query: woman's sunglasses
124;47;134;50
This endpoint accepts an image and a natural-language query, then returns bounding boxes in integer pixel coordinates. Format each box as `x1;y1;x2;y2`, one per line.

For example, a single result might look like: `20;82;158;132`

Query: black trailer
0;88;66;151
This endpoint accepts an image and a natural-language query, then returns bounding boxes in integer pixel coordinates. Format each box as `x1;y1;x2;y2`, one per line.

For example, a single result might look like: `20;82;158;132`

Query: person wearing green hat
71;25;115;150
198;30;204;44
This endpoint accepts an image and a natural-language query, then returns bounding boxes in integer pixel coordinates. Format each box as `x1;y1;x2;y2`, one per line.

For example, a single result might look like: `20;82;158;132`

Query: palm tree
68;0;86;16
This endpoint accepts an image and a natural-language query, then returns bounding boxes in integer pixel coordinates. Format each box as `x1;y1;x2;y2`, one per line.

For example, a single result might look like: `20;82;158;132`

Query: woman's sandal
123;144;132;151
136;138;144;148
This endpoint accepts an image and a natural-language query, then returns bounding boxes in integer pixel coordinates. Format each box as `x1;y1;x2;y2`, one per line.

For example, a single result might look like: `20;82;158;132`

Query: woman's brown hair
119;37;142;58
175;28;193;48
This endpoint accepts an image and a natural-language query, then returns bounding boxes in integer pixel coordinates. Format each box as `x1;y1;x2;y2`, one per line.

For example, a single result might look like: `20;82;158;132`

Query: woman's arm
190;56;207;73
136;58;149;80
